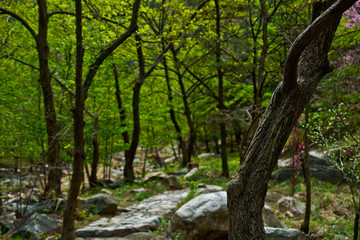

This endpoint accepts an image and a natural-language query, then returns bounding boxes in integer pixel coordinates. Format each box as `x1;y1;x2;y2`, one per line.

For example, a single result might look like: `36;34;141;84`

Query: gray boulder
168;191;228;240
263;205;283;228
26;198;65;215
85;193;118;215
272;165;343;184
108;180;126;189
164;156;177;164
169;191;286;240
0;212;16;234
197;153;218;160
265;227;310;240
144;172;168;182
183;167;198;180
167;169;188;176
266;191;283;203
196;184;223;194
273;152;344;184
162;176;183;190
11;214;61;240
277;197;305;217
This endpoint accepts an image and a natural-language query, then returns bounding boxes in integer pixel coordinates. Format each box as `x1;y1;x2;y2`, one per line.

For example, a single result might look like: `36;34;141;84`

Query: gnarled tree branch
283;0;358;92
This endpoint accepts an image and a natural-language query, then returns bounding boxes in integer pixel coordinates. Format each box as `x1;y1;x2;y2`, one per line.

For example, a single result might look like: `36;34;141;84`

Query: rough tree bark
123;34;144;182
61;0;141;238
214;0;229;178
61;0;84;239
37;0;63;197
227;0;357;239
1;1;63;196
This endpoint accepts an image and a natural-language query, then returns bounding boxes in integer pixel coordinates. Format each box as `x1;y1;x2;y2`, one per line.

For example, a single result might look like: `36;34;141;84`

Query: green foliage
0;1;359;237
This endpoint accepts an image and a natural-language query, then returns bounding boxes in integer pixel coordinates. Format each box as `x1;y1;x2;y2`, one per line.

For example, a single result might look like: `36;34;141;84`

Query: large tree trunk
61;0;85;239
37;0;62;196
227;0;356;239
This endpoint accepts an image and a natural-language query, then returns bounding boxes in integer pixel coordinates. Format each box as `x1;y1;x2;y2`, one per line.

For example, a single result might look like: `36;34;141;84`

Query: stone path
76;189;189;239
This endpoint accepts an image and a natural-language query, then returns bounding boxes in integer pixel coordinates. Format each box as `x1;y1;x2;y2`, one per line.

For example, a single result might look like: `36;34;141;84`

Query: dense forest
0;0;359;239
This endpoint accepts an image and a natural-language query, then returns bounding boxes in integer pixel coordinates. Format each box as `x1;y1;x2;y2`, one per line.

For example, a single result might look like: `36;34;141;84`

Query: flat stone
76;189;189;239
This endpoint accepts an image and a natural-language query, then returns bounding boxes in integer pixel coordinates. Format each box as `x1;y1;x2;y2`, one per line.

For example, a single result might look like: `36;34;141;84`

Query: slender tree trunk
214;136;220;154
89;116;99;188
215;0;229;178
178;74;196;167
163;53;184;157
354;212;359;240
122;33;169;181
227;0;355;238
124;81;142;182
220;123;229;177
113;64;132;180
204;126;211;153
84;164;91;187
124;34;145;183
300;105;311;233
171;47;196;167
61;0;85;238
37;0;62;197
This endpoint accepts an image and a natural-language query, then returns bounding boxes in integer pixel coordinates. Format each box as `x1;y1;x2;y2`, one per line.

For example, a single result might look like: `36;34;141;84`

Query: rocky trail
76;189;190;239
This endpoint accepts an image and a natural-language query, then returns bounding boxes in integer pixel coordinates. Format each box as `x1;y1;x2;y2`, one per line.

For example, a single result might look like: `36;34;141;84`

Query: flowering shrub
287;116;306;195
288;119;305;175
307;103;360;239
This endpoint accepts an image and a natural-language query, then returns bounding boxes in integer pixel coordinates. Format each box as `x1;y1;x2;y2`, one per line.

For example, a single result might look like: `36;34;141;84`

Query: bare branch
48;11;127;28
2;54;39;70
144;43;172;79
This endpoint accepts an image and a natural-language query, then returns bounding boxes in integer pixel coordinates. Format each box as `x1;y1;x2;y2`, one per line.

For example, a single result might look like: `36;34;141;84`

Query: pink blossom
343;1;360;28
341;47;360;68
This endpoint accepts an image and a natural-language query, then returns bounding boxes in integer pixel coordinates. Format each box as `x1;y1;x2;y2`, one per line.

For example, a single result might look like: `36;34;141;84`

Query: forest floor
75;151;355;239
1;151;355;239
